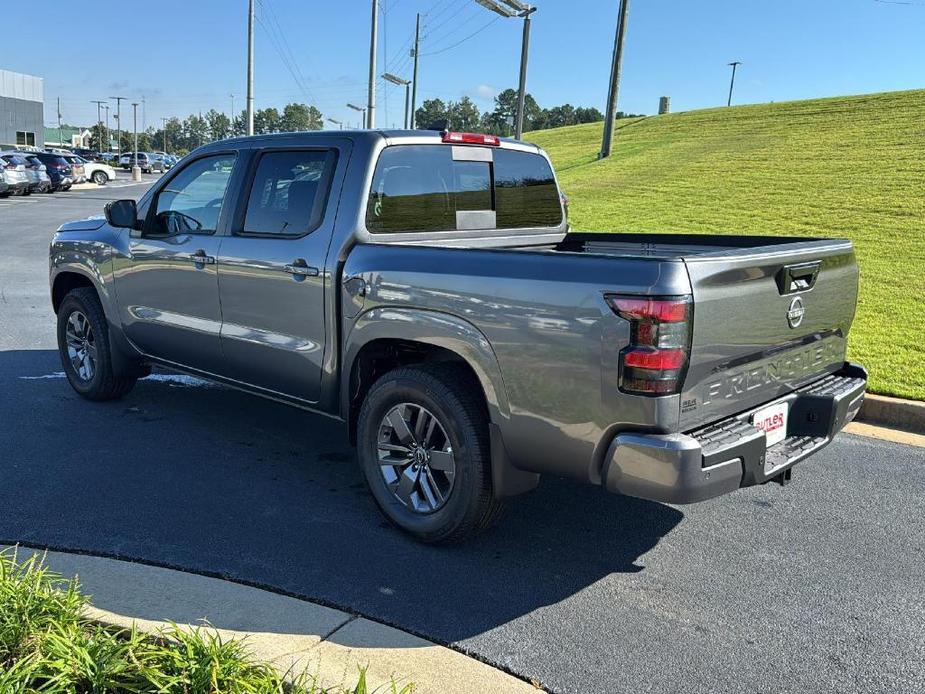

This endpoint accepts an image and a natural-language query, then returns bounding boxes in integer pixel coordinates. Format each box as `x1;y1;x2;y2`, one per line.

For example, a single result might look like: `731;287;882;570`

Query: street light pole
367;0;379;129
475;0;536;139
514;7;535;139
91;100;106;153
327;117;343;130
103;105;110;153
347;103;367;130
109;95;126;157
131;103;141;181
161;117;169;154
727;61;742;107
383;73;412;129
247;0;255;135
599;0;631;159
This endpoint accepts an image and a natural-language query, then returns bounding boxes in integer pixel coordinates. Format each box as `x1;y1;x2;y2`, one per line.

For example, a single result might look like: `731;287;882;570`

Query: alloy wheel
377;403;456;513
65;311;97;382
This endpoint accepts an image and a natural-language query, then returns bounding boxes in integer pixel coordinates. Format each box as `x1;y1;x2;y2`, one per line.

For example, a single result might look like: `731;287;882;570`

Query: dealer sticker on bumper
752;401;789;447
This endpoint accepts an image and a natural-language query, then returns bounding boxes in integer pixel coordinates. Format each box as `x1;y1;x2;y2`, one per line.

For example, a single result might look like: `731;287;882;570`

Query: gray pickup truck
49;129;867;543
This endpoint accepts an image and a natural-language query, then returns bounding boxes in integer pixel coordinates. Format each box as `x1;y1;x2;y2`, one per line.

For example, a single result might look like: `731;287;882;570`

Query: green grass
0;548;412;694
529;89;925;400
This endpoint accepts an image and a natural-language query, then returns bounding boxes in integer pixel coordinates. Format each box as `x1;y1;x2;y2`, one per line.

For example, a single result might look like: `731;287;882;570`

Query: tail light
607;295;693;396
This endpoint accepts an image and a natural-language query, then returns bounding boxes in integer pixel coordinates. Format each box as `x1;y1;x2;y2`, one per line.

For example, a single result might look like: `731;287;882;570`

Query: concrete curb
3;546;540;694
858;394;925;434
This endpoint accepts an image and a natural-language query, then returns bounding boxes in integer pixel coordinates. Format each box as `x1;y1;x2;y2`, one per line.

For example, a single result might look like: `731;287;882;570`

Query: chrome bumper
602;363;867;504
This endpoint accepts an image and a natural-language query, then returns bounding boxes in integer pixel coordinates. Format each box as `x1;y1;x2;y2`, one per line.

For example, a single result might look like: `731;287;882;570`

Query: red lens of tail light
607;295;693;396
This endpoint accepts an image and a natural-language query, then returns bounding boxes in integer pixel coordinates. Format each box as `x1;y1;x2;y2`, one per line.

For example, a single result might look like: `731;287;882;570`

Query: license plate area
751;400;789;447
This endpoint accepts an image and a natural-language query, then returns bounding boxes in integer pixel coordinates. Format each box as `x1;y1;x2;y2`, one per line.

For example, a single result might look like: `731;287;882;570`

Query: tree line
413;88;643;136
89;102;324;155
86;90;640;154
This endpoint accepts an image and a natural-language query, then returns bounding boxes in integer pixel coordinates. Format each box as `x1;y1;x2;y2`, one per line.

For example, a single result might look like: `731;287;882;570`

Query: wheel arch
342;308;538;499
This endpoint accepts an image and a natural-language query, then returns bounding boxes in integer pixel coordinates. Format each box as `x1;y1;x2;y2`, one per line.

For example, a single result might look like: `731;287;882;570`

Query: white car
79;158;117;185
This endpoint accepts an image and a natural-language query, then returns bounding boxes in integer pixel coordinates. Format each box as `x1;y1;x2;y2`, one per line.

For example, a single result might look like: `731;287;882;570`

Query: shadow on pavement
0;348;683;644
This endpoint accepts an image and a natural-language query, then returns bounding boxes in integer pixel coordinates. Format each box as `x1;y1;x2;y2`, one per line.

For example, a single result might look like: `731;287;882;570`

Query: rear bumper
602;363;867;504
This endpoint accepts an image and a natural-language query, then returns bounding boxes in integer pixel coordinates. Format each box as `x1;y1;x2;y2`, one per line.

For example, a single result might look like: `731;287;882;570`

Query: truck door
215;146;342;404
114;152;238;372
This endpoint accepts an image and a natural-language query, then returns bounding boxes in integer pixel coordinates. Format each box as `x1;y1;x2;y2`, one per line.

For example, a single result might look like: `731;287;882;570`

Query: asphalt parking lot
1;188;924;694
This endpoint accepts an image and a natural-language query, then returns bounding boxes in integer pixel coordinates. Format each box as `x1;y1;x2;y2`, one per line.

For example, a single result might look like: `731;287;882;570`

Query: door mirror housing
105;199;138;229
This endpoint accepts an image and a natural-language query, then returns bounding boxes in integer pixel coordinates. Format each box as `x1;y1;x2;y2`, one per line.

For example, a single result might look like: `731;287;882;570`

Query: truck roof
212;129;543;154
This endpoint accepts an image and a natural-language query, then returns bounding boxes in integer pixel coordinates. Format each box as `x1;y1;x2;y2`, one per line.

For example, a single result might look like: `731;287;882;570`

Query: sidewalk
4;546;540;694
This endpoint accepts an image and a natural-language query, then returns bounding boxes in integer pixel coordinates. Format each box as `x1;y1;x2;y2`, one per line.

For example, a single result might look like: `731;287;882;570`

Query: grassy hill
529;89;925;400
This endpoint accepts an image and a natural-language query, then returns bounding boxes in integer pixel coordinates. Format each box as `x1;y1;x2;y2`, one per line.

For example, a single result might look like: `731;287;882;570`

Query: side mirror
105;199;137;229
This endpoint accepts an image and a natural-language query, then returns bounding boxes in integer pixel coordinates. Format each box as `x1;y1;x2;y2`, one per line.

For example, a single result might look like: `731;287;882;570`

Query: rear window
366;145;561;234
493;149;562;229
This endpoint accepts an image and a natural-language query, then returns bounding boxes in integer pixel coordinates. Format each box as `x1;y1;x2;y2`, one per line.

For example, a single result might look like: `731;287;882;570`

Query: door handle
284;261;320;278
187;250;215;265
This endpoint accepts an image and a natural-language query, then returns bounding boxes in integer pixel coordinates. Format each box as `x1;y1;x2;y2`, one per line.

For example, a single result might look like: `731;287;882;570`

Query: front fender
342;306;511;424
49;237;116;322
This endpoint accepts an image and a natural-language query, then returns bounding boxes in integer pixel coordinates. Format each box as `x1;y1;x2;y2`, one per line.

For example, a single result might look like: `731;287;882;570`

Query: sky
4;0;925;131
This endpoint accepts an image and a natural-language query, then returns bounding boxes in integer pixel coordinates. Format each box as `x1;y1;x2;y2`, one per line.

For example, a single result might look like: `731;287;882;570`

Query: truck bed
554;232;848;261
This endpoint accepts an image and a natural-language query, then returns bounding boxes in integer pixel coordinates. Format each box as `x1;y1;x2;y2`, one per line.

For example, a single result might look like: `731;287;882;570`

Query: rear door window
240;150;335;237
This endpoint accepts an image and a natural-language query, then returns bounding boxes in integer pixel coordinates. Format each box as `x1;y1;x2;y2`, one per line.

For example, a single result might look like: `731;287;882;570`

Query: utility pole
142;95;146;130
600;0;631;159
230;93;235;120
246;0;255;135
131;102;141;181
91;100;106;152
161;117;169;154
727;61;742;107
109;95;126;157
56;97;62;149
367;0;379;129
410;13;421;129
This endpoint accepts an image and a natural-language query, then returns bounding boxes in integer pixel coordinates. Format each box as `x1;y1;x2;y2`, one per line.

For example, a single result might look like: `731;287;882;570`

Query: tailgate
679;239;858;430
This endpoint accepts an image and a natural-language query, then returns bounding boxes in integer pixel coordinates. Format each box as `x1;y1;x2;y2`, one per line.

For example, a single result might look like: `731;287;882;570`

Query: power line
421;15;502;56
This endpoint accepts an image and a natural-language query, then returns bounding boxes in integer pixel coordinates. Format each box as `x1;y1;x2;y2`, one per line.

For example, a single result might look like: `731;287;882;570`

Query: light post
161;117;169;154
727;61;742;107
383;73;412;129
131;102;141;181
103;104;110;154
327;118;343;130
91;100;106;153
347;103;367;130
109;95;126;157
474;0;535;139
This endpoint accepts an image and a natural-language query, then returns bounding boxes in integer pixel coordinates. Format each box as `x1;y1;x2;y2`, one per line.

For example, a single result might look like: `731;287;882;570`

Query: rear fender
344;307;538;498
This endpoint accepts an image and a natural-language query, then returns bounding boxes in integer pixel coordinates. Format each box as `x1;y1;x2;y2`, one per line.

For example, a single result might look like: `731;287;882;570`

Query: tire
57;287;137;401
92;171;107;185
357;363;502;544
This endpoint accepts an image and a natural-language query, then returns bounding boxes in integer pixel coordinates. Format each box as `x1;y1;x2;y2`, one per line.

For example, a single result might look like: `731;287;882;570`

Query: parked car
118;152;165;173
0;176;7;196
49;130;867;543
0;152;32;195
21;153;53;193
77;157;117;185
101;152;120;163
72;148;100;161
31;152;73;191
60;155;86;184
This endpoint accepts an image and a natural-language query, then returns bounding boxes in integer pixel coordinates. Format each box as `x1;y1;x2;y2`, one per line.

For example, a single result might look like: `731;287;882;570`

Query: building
44;126;91;149
0;69;44;149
